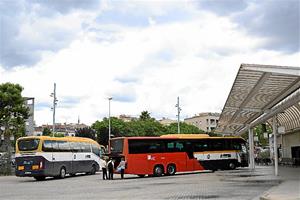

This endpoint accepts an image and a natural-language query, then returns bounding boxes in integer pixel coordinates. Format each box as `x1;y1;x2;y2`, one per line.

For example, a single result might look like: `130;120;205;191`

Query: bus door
56;141;72;174
80;143;93;171
42;140;54;175
185;141;195;171
70;142;82;173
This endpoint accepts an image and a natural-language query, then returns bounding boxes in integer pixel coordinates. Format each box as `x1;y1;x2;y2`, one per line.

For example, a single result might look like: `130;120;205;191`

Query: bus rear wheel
58;167;66;179
153;165;163;177
228;162;236;170
34;176;45;181
166;164;176;175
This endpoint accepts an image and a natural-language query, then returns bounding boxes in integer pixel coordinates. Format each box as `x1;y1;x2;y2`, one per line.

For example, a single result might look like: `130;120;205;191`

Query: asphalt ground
0;167;280;200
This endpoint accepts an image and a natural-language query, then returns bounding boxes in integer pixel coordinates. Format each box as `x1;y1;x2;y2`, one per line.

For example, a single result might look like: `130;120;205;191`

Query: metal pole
176;97;181;134
248;128;255;170
273;116;278;176
52;83;56;137
108;97;112;143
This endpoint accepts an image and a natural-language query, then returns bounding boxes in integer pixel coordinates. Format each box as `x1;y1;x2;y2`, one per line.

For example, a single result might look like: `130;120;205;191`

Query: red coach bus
109;134;248;177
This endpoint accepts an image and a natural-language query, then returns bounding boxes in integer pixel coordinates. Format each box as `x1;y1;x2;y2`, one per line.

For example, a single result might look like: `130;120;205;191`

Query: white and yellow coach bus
15;136;105;181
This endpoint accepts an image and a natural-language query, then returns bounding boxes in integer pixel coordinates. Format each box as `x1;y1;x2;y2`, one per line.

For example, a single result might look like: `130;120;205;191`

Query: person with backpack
117;157;126;179
107;158;114;180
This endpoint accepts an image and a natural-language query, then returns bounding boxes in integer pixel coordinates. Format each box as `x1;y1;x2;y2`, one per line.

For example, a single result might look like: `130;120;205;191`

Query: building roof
184;112;220;120
216;64;300;135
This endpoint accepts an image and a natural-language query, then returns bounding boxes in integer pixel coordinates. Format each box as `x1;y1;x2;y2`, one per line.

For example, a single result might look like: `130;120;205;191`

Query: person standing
107;158;114;180
117;157;126;179
100;158;108;180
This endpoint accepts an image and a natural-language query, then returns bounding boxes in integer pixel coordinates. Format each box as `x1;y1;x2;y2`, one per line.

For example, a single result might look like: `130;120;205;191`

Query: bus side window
81;142;91;153
52;141;59;152
211;139;224;151
70;142;81;153
92;145;100;157
194;140;209;152
166;142;175;152
148;141;164;153
166;141;184;152
232;140;241;150
175;142;184;152
42;140;53;152
58;141;71;152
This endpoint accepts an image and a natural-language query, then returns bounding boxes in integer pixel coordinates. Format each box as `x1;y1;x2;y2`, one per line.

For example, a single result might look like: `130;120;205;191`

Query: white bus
15;136;105;181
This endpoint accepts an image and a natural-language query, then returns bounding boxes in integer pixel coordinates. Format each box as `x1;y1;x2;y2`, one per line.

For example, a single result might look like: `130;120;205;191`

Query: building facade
25;97;35;136
184;112;220;132
158;118;177;126
118;114;137;122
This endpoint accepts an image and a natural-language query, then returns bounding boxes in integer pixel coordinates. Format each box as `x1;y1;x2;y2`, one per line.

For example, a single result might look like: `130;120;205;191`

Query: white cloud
1;1;299;126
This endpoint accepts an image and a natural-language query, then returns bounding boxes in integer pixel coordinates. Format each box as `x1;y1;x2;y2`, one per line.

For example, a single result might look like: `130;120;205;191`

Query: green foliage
241;124;272;147
139;111;152;121
0;82;29;175
0;83;29;130
92;111;204;146
254;124;272;146
75;127;96;140
42;127;52;136
53;133;65;137
165;122;205;134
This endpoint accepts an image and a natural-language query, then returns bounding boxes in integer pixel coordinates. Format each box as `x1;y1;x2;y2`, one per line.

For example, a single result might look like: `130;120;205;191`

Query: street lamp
108;97;113;144
175;97;181;134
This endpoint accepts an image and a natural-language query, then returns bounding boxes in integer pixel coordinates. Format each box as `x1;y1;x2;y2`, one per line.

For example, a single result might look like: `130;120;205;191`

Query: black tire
59;167;66;179
34;176;46;181
153;165;164;177
90;165;96;175
137;174;145;178
166;164;176;175
228;162;236;170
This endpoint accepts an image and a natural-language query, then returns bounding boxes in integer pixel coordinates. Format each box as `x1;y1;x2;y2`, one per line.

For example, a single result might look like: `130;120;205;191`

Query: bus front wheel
166;164;176;175
153;165;163;177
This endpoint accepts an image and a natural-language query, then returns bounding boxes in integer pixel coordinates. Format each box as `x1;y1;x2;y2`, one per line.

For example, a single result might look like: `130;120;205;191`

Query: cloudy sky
0;0;299;126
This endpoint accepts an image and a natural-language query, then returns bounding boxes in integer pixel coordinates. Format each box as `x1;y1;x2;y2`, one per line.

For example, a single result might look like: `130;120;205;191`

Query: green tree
241;123;272;147
165;122;205;134
42;127;52;136
0;83;29;175
139;111;152;121
92;117;129;146
75;127;96;140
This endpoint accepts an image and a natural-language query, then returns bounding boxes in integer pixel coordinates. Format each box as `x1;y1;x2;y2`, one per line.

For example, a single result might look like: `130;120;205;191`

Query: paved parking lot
0;166;280;200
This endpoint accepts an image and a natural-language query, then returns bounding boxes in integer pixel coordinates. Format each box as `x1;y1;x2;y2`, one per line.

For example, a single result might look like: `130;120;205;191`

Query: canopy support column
248;128;255;170
273;116;279;176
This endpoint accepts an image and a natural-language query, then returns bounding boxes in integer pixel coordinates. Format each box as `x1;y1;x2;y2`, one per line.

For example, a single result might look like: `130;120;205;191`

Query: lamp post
175;97;181;134
108;97;112;144
50;83;58;137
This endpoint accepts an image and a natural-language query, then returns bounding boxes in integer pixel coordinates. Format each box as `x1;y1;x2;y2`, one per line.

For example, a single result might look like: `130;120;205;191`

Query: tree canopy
0;82;29;175
92;111;204;146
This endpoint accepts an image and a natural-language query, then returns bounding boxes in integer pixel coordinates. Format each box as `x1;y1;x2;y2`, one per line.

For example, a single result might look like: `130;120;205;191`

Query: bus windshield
110;139;123;153
18;139;40;151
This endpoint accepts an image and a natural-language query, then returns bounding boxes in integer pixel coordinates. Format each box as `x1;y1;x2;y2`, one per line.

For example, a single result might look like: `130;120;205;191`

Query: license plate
25;171;31;174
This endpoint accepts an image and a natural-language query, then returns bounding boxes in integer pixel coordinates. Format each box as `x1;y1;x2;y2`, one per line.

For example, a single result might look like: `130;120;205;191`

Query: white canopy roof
216;64;300;135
